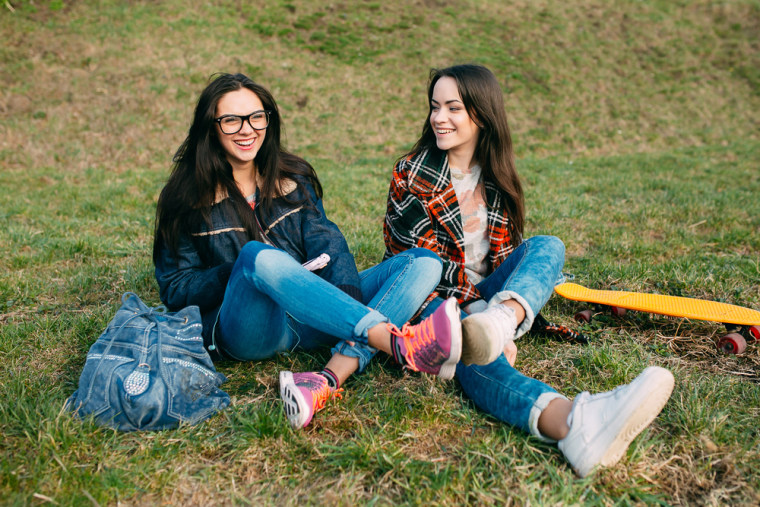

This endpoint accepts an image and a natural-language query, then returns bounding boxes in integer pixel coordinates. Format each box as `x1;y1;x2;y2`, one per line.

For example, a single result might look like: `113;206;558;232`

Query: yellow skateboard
555;282;760;354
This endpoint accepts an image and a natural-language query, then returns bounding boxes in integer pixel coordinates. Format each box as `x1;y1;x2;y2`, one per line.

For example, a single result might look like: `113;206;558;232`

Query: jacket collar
406;148;452;196
405;148;502;210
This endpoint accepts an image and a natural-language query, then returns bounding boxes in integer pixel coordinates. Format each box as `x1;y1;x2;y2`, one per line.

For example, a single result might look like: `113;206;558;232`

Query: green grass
2;0;760;504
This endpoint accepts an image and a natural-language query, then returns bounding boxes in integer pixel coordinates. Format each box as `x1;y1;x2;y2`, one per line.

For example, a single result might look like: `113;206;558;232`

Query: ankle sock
390;336;406;366
319;368;340;390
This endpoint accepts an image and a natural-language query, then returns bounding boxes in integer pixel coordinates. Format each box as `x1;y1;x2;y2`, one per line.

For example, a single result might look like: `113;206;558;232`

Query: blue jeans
420;235;567;439
215;242;442;372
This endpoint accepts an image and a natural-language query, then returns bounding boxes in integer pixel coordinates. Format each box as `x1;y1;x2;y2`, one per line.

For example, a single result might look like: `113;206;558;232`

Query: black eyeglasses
215;110;271;134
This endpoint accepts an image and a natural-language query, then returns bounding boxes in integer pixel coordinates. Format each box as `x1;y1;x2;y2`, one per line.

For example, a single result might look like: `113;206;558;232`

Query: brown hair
407;64;524;245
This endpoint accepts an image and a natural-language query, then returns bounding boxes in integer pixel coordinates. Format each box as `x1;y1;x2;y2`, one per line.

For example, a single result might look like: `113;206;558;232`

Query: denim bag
66;292;231;431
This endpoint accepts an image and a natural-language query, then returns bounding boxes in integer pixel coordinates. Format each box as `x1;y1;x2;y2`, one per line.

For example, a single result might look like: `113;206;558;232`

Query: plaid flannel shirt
383;148;516;308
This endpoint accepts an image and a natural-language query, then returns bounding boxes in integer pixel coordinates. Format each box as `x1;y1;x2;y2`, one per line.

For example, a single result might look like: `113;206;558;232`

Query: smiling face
215;88;267;172
430;76;480;167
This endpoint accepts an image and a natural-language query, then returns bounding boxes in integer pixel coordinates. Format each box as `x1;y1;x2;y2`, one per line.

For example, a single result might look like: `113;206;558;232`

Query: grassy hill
1;0;759;504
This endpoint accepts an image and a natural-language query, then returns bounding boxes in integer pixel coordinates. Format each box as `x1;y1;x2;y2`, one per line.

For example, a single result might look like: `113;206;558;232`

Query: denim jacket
154;175;362;357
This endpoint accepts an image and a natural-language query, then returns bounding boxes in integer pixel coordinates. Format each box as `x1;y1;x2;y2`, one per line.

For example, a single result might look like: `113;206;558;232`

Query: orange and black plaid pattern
383;148;516;309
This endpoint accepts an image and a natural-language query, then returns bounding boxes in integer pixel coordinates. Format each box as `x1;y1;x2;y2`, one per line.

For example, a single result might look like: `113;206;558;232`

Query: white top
450;164;489;284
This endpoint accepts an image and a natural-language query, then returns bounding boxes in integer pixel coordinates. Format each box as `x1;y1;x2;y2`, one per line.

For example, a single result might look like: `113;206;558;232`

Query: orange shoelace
311;382;344;413
387;317;435;372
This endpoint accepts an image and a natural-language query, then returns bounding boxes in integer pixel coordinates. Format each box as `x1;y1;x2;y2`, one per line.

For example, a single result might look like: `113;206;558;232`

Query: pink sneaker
279;371;343;429
388;297;462;380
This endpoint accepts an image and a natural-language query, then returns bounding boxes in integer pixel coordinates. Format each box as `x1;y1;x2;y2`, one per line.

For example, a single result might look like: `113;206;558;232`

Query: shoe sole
279;371;308;429
460;313;503;366
438;298;463;380
594;366;675;473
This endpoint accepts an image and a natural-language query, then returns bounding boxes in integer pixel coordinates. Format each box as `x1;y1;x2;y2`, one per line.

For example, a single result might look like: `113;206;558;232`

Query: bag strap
142;302;191;398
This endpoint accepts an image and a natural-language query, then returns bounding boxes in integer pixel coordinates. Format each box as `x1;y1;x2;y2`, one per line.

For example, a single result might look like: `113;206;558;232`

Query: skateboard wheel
718;333;747;355
610;306;627;317
748;325;760;342
574;310;593;323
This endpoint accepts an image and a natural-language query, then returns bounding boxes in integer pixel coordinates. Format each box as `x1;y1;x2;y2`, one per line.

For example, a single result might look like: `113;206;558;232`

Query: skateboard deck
554;282;760;354
555;282;760;326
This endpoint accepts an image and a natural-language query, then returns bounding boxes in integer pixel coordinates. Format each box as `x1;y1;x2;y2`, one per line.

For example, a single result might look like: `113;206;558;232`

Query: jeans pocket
162;353;230;425
68;352;134;419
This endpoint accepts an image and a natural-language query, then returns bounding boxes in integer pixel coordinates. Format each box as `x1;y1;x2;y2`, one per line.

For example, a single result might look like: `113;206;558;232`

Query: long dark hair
153;73;321;261
406;64;524;245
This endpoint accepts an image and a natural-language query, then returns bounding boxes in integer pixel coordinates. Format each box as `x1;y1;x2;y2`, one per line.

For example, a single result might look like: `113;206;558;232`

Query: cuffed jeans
420;235;568;439
215;242;442;372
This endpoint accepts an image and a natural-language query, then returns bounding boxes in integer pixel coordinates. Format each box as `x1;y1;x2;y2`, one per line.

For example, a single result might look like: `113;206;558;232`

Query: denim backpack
66;292;231;431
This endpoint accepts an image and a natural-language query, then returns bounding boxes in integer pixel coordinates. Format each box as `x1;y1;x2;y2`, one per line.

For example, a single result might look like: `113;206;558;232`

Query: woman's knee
406;247;442;262
526;235;565;272
528;235;565;257
404;247;443;276
239;240;275;262
238;241;292;275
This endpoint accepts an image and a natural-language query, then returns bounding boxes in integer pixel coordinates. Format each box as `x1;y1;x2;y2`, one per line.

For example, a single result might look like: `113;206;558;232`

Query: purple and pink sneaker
388;297;462;380
280;371;343;429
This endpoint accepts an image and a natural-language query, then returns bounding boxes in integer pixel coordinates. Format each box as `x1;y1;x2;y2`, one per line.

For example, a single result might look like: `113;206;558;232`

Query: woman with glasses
152;73;499;430
382;64;675;476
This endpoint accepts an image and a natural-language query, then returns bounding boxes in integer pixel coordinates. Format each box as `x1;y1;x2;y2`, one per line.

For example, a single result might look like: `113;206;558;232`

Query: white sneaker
558;366;675;477
461;303;517;365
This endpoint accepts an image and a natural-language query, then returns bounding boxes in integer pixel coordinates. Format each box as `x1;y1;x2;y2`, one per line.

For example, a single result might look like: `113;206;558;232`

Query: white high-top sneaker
461;303;517;365
558;366;675;477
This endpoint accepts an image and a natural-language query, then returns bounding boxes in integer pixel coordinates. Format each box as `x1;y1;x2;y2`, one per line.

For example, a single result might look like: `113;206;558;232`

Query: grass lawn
2;0;759;504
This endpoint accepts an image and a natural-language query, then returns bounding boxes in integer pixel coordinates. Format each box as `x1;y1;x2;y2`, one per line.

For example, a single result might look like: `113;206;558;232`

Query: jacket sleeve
383;159;481;304
154;234;234;312
299;184;363;302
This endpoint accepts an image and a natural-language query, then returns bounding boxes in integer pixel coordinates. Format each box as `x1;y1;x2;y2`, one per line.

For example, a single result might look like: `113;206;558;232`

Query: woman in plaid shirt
383;64;674;477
